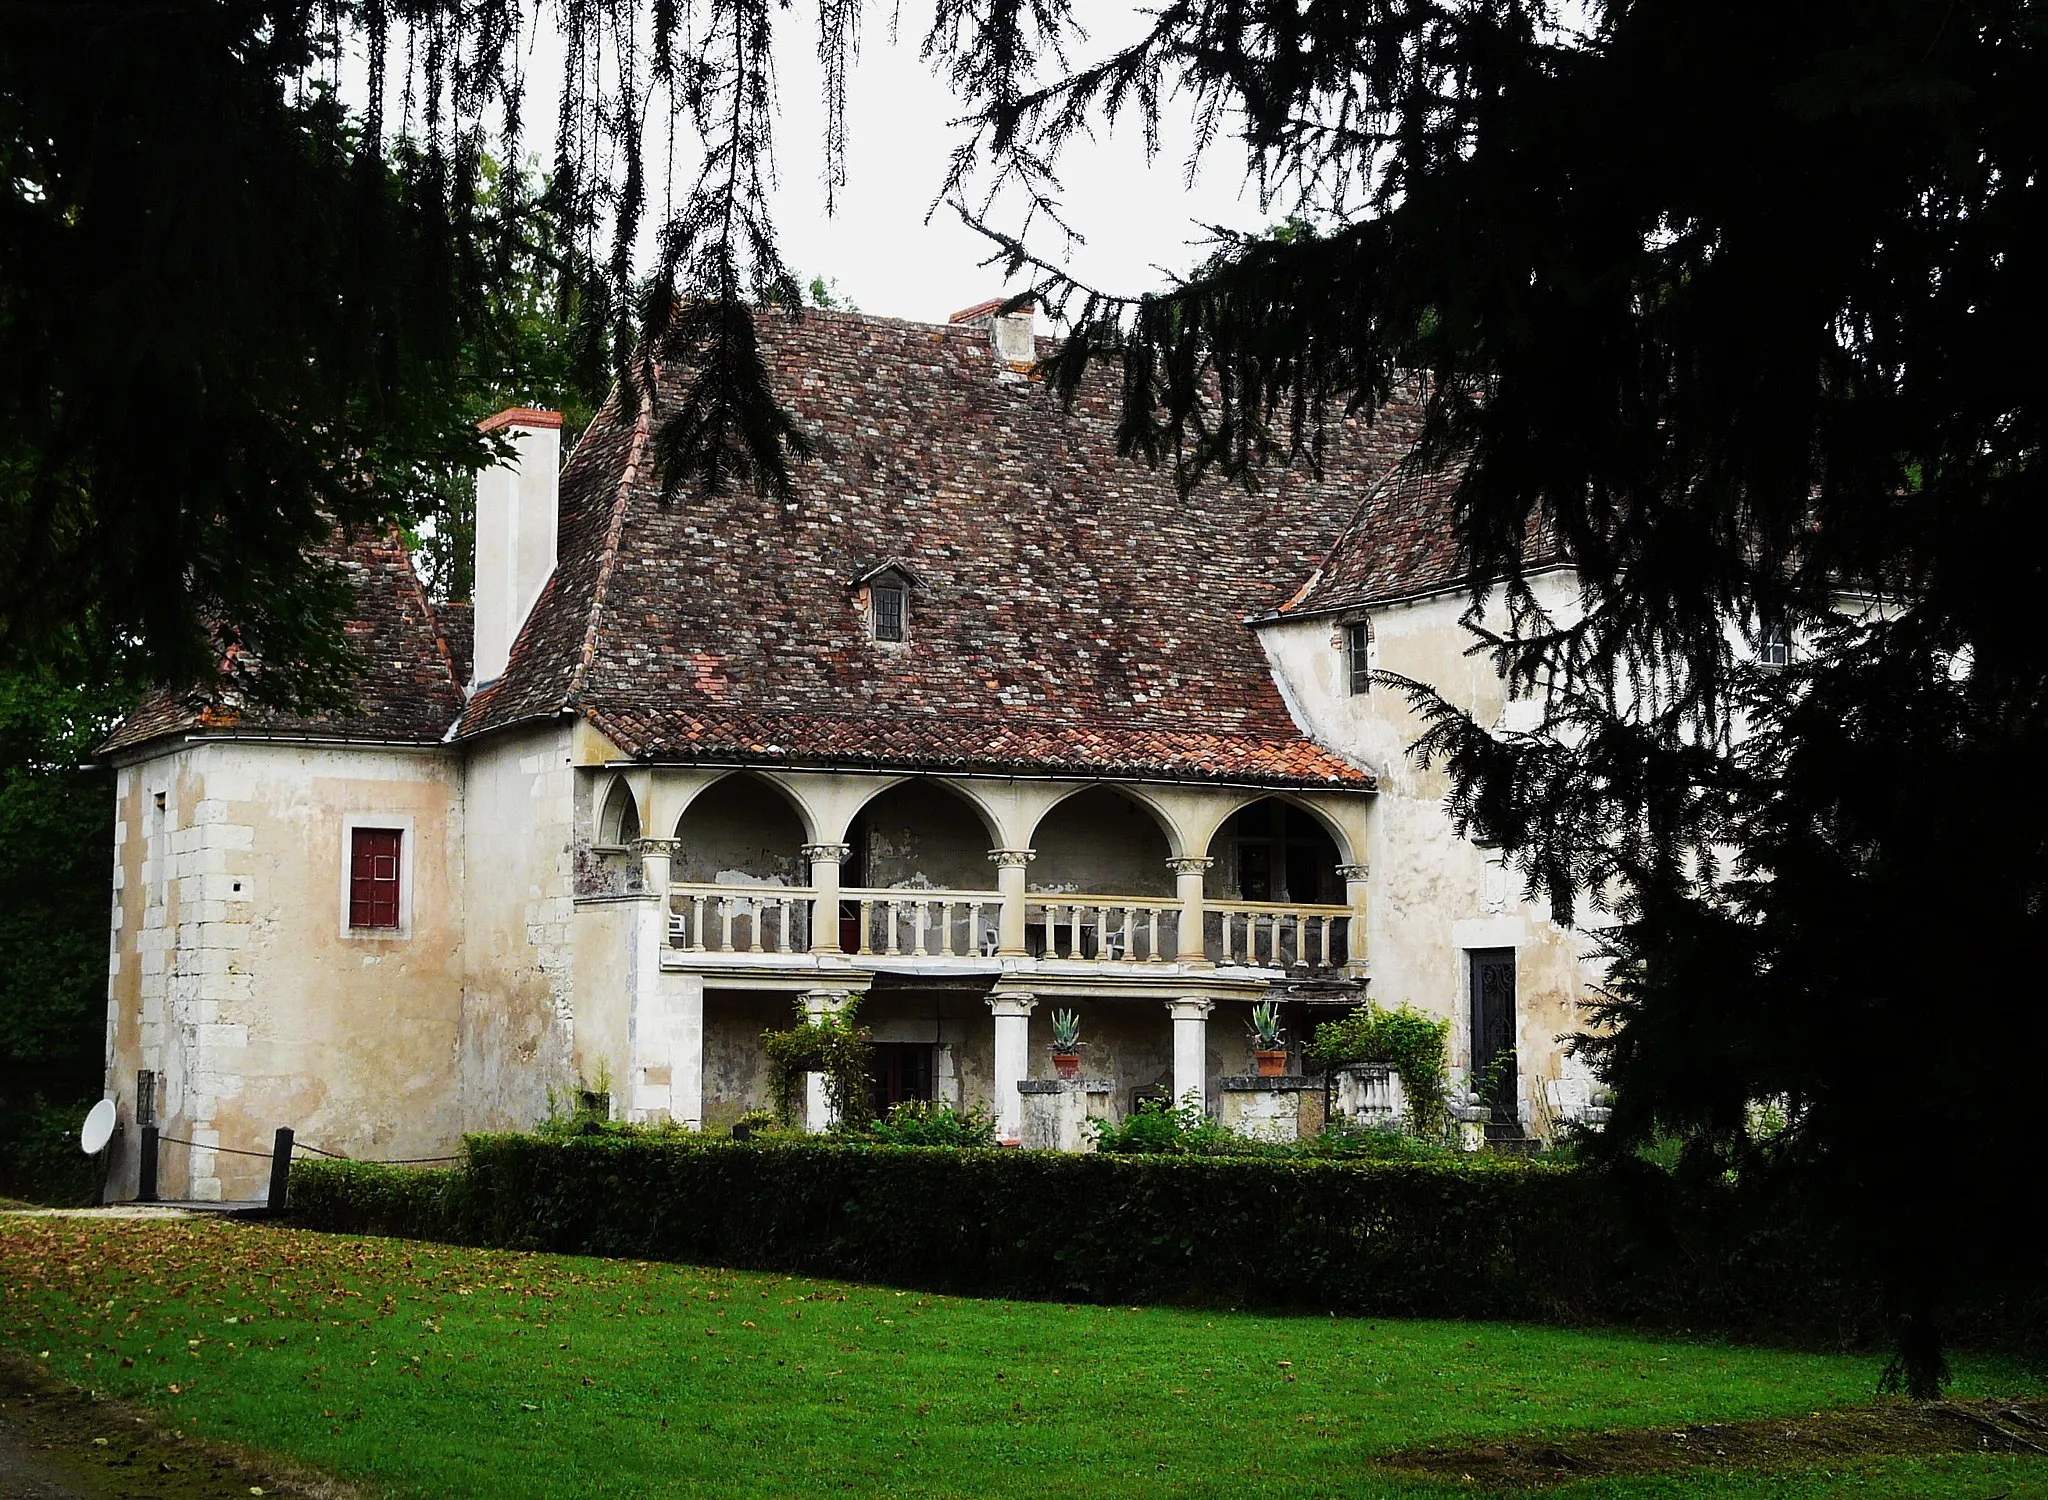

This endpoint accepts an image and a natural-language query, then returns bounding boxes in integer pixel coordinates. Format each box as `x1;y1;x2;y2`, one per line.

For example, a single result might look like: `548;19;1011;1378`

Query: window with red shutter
349;828;403;930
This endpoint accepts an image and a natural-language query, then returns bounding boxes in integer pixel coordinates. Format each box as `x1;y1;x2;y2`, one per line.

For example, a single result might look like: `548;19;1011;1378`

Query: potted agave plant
1249;1000;1288;1077
1049;1008;1083;1080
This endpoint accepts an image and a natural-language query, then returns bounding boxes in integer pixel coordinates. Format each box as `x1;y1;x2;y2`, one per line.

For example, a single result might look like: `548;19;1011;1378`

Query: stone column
1338;862;1370;972
1166;998;1214;1113
1168;857;1214;964
800;989;852;1133
672;982;705;1130
804;842;850;954
987;993;1038;1143
635;836;680;899
988;849;1036;957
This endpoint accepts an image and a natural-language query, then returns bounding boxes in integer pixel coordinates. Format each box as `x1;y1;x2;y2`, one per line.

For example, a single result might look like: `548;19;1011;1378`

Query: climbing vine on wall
1307;1004;1451;1137
762;995;874;1130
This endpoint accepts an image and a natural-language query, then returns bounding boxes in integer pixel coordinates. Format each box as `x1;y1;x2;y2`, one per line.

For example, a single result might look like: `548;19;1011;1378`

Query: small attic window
854;560;922;645
873;585;905;642
1344;619;1373;695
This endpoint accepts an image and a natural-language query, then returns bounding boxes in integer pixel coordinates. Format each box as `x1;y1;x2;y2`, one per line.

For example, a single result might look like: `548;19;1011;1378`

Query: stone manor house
98;301;1600;1200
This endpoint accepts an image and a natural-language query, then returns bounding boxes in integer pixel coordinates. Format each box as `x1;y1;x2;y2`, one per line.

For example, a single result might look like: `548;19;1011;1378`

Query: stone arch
1204;795;1349;905
1024;785;1176;897
1184;789;1359;871
670;771;811;885
597;774;642;847
845;778;1000;890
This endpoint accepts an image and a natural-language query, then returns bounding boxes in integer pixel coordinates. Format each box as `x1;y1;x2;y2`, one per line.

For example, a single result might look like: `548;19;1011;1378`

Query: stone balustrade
664;877;1361;971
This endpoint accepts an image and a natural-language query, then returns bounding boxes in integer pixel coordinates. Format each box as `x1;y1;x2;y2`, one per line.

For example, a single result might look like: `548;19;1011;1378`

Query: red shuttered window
349;828;402;930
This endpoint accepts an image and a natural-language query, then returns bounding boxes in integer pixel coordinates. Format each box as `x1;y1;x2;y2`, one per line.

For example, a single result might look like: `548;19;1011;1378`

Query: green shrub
289;1135;2042;1354
1307;1003;1451;1135
864;1100;997;1148
761;995;874;1129
291;1158;470;1241
1087;1094;1244;1155
0;1092;105;1206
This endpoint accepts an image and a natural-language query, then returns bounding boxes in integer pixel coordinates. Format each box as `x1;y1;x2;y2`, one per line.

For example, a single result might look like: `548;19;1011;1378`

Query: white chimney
948;297;1037;365
472;407;562;686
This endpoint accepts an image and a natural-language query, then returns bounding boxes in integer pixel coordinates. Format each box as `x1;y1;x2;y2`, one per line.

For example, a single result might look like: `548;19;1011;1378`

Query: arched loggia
671;773;809;885
1206;797;1346;905
1205;796;1351;969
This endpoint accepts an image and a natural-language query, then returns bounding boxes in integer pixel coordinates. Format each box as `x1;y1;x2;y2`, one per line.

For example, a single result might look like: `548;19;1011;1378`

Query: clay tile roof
459;307;1475;787
478;406;565;432
99;526;465;756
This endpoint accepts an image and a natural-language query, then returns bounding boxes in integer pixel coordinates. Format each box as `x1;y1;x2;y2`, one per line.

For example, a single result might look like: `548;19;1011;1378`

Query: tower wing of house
99;526;466;754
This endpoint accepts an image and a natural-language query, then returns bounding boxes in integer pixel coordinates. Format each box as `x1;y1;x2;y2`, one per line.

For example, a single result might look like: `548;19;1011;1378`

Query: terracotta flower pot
1254;1048;1288;1078
1052;1051;1082;1080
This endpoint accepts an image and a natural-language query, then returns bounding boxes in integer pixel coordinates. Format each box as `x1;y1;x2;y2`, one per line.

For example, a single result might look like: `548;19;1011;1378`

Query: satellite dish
80;1099;117;1156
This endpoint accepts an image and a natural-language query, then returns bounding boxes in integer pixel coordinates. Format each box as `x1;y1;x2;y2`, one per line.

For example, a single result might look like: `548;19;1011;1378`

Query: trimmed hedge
289;1158;470;1243
289;1136;1887;1337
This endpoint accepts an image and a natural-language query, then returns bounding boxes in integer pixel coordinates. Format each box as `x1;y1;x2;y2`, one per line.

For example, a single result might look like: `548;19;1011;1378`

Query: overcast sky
395;7;1279;326
762;15;1272;323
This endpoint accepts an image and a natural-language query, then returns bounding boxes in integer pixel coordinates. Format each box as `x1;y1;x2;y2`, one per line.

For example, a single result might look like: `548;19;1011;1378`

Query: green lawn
2;1217;2040;1499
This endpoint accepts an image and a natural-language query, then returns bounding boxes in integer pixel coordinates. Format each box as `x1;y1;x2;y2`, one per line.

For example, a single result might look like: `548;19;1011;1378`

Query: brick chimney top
478;406;565;433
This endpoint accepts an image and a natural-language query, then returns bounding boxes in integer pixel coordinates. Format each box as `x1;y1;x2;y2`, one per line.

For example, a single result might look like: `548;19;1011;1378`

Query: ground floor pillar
1167;998;1213;1113
988;993;1038;1143
801;988;854;1132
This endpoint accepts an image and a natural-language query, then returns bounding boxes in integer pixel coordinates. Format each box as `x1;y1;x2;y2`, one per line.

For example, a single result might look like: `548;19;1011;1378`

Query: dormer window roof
854;560;920;644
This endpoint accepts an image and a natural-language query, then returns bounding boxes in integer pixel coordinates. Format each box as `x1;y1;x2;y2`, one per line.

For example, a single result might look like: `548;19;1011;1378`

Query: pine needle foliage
934;0;2046;1395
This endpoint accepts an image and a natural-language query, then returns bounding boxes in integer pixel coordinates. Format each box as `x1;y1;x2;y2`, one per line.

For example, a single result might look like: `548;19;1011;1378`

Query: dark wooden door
1469;948;1518;1125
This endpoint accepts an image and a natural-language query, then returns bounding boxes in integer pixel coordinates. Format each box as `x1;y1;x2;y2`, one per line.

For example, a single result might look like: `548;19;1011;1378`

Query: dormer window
1344;619;1373;695
873;584;905;642
1759;625;1791;668
854;560;922;646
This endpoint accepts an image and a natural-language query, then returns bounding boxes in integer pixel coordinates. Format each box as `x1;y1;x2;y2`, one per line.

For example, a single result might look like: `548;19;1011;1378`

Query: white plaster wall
1258;572;1595;1127
103;740;465;1200
459;724;578;1132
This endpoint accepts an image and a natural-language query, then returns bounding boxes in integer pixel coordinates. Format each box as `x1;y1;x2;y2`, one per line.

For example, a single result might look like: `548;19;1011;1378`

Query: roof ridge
564;371;656;707
1275;453;1409;616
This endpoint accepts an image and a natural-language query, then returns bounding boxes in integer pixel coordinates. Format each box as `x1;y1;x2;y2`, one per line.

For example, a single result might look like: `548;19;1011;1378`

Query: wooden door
1468;948;1518;1126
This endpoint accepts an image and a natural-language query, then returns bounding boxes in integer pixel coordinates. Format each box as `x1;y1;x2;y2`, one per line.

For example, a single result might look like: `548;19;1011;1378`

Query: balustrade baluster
858;900;874;955
1042;903;1055;955
1069;903;1083;960
778;900;792;954
885;902;901;956
689;895;707;951
913;901;929;957
718;897;735;953
1320;915;1333;966
1147;908;1162;962
967;901;985;957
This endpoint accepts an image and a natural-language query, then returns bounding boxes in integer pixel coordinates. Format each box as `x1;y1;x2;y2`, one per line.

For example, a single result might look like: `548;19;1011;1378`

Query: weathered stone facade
97;302;1602;1199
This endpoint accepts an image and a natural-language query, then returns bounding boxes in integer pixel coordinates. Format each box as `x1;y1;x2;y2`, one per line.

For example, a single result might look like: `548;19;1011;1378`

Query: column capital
632;837;682;857
1166;997;1215;1021
1337;862;1370;882
988;848;1037;868
987;993;1039;1019
1166;856;1214;876
800;987;854;1015
802;842;851;864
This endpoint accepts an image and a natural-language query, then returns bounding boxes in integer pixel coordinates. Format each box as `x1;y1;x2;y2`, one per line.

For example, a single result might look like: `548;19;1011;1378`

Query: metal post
267;1126;294;1214
137;1124;159;1202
